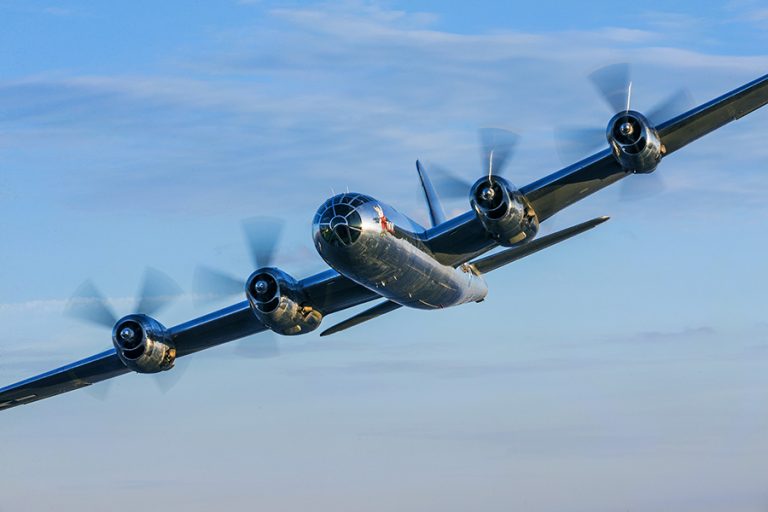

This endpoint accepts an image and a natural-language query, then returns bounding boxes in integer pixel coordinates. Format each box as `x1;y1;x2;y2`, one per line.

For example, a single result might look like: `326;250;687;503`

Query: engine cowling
470;176;538;246
112;314;175;373
245;267;323;335
606;110;663;174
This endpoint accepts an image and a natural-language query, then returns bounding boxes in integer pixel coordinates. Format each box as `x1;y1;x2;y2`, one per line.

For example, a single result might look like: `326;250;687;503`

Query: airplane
2;64;767;412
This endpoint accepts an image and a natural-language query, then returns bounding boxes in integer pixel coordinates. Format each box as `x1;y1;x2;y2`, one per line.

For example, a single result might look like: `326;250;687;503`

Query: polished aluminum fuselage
313;195;488;309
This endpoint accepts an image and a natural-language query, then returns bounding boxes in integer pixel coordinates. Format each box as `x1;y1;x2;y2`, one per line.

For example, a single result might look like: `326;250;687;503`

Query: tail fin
416;160;447;227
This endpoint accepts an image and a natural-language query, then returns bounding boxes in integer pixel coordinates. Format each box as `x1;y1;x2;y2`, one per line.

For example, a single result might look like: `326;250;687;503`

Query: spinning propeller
556;63;692;200
67;267;181;329
480;127;519;184
193;217;284;358
194;217;283;301
419;127;520;201
66;267;185;394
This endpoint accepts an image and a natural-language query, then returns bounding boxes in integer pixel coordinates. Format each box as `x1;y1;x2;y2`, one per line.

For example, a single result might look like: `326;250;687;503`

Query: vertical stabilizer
415;160;447;227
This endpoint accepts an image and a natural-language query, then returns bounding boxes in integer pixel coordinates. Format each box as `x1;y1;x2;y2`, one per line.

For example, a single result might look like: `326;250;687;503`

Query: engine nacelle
470;176;538;246
245;267;323;335
606;110;663;174
112;314;175;374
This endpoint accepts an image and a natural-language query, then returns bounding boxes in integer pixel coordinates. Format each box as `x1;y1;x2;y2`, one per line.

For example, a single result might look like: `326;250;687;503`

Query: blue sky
1;1;767;511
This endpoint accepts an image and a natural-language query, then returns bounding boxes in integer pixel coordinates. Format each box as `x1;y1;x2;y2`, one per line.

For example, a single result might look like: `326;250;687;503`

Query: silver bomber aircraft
2;65;768;412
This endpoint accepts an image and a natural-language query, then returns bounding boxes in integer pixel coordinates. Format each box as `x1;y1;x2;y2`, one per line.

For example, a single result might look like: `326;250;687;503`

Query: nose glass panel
315;193;370;247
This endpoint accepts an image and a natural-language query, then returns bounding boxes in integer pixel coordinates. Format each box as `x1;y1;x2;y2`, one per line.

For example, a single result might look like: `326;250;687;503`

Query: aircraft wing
0;271;377;412
426;72;768;264
521;72;768;222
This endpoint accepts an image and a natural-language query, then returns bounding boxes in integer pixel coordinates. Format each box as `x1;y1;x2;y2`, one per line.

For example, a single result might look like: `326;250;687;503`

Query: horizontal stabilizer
320;300;402;337
471;216;609;274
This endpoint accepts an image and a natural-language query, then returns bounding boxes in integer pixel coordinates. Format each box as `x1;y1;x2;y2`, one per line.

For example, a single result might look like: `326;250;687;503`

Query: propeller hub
246;270;283;314
480;186;495;202
619;122;634;137
254;279;269;295
120;327;136;342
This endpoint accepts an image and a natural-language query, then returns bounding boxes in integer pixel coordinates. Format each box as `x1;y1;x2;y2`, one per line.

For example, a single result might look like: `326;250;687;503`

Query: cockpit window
315;193;369;247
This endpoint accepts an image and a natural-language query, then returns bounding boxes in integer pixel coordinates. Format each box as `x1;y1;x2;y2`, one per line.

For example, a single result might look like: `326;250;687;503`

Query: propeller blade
65;280;118;328
424;163;472;200
242;217;284;269
619;172;666;201
589;63;631;114
234;333;280;359
647;88;693;126
152;358;191;394
479;127;519;178
554;125;606;164
193;266;244;303
135;267;182;316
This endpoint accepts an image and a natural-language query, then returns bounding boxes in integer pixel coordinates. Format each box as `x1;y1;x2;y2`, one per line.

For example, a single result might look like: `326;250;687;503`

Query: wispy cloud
283;356;602;379
1;2;766;220
41;6;74;16
0;0;80;17
622;326;717;343
0;293;201;314
726;0;768;29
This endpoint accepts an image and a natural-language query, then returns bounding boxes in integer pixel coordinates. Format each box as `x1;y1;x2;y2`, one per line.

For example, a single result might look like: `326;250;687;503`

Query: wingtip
584;215;610;228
